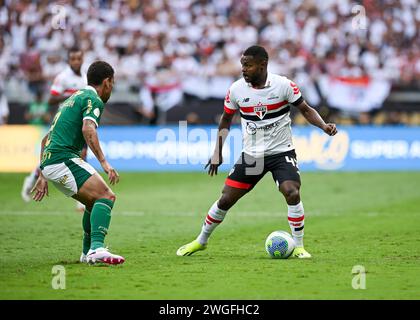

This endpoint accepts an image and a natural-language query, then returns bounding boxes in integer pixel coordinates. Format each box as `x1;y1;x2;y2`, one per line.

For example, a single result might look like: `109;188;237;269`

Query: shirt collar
247;72;272;88
85;85;98;95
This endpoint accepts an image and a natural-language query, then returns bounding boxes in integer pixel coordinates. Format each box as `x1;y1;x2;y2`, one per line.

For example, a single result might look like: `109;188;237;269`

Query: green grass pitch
0;171;419;299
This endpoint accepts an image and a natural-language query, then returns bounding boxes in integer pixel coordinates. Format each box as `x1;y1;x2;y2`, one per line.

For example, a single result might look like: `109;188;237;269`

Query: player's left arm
82;119;119;185
296;100;337;136
31;134;49;201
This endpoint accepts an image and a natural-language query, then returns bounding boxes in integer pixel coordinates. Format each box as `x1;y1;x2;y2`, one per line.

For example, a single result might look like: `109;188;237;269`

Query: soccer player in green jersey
31;61;125;265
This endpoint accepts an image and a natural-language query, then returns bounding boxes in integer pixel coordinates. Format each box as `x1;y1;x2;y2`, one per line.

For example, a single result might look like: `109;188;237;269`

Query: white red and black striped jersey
224;73;303;157
50;66;87;98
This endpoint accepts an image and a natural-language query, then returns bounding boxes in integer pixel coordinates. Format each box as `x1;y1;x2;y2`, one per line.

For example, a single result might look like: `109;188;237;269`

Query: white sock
196;201;227;245
287;201;305;247
28;167;40;182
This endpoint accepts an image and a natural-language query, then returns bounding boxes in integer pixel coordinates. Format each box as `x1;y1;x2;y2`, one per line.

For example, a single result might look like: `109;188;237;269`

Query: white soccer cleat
86;247;125;265
80;253;88;263
21;176;35;202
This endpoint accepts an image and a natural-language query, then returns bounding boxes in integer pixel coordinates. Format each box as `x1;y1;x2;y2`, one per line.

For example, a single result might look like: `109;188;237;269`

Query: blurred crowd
0;0;420;125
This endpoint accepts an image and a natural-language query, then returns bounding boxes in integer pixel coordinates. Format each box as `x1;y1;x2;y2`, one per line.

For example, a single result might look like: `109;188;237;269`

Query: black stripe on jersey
240;106;290;121
291;96;304;106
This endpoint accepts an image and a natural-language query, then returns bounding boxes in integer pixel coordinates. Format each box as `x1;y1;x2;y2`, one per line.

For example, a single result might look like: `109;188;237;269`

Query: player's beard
102;94;110;103
71;66;82;75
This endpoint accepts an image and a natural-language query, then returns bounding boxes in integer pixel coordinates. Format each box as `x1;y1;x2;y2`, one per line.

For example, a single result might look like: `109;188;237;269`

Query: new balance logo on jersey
242;98;250;102
254;105;267;120
290;82;300;95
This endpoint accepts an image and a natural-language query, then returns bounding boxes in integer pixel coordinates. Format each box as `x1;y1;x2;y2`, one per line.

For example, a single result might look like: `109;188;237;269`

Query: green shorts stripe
64;159;92;190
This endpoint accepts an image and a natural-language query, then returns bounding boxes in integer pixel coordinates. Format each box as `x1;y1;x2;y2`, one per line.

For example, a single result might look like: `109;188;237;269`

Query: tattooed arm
82;119;119;185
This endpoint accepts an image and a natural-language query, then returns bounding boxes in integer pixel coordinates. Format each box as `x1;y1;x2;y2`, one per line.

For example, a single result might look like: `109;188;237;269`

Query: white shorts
42;158;97;197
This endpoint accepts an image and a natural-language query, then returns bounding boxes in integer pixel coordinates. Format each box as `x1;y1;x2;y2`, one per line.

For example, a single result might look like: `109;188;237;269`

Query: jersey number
285;156;298;168
45;111;62;147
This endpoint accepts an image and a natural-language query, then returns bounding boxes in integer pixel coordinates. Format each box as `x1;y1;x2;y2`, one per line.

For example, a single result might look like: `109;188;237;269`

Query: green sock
90;198;114;250
82;209;91;255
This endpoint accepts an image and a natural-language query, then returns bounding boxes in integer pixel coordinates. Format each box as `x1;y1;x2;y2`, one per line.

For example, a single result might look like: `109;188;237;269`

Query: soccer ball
265;230;295;259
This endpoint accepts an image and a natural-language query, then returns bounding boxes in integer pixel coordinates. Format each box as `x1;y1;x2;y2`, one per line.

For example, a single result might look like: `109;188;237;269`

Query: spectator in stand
20;39;45;97
0;86;9;125
0;0;419;124
24;91;50;125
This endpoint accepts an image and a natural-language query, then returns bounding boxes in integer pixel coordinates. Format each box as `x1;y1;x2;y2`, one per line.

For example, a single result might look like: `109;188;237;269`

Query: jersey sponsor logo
268;94;279;100
242;97;250;102
246;122;257;135
290;81;300;95
246;119;282;135
93;108;100;117
254;105;267;120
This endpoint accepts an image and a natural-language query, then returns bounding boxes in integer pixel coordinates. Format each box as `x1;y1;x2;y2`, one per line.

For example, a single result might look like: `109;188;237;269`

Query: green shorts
41;158;97;197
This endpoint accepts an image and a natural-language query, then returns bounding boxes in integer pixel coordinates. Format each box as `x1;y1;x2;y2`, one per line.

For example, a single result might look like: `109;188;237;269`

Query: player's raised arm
295;99;337;136
82;119;119;185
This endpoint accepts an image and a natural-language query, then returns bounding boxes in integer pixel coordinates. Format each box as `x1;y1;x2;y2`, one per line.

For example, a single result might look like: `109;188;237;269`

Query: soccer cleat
80;253;88;263
176;240;207;256
292;247;312;259
86;247;125;265
21;176;35;202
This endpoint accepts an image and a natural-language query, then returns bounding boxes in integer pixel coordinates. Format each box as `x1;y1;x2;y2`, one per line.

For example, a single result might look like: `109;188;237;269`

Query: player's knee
282;187;300;203
102;189;116;203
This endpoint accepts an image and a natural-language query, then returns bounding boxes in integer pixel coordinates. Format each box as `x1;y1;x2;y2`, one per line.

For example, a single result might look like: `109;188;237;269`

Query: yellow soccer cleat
292;247;312;259
176;240;207;256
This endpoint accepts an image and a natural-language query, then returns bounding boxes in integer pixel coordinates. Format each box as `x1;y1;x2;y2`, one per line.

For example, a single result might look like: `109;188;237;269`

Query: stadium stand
0;0;419;125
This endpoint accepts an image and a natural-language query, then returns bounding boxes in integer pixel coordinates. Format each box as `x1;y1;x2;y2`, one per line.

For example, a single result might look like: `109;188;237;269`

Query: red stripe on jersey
288;216;304;222
50;90;61;96
240;100;288;113
64;89;78;95
206;215;222;223
147;83;181;93
225;178;252;190
224;105;237;114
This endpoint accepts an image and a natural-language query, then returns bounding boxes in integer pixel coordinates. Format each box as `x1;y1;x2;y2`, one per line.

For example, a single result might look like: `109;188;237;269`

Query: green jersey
40;86;104;169
28;101;49;125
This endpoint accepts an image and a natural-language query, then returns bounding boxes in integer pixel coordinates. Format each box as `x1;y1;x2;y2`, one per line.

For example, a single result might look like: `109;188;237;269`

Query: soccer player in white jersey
21;47;88;212
177;45;337;258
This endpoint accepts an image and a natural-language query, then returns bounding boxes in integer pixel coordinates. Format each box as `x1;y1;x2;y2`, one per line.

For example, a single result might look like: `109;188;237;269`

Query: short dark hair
68;45;82;56
87;61;114;86
243;45;269;62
